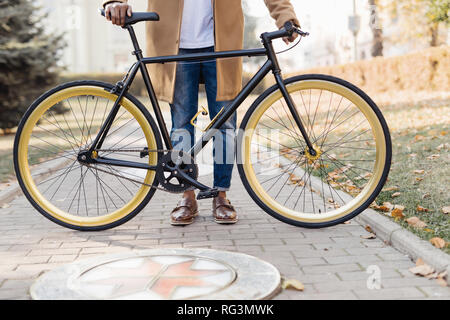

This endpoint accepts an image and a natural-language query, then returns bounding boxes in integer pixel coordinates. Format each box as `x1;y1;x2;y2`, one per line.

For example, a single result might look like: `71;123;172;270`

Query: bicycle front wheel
238;74;392;228
14;81;162;231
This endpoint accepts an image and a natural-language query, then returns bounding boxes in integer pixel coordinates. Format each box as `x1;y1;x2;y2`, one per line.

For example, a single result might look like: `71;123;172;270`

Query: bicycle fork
262;33;317;157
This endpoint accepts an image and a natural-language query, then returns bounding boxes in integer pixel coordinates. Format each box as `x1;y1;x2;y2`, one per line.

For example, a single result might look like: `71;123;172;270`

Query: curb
0;181;21;207
355;208;450;284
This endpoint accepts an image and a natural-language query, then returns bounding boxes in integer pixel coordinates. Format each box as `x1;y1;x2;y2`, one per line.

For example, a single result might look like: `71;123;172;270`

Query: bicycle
13;10;392;231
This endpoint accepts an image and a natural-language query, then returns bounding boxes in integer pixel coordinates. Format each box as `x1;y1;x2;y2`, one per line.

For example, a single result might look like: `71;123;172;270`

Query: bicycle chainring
156;151;198;193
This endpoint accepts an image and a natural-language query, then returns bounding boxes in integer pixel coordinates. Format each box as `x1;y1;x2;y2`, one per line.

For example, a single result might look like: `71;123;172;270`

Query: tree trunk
369;0;384;57
430;23;439;47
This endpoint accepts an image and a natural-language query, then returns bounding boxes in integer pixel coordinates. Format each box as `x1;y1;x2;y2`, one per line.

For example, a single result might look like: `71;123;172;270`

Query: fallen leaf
424;228;434;233
408;153;417;158
281;278;305;291
415;177;424;182
438;271;448;280
391;208;405;220
429;237;446;249
441;131;448;136
416;258;425;266
414;135;425;142
426;154;440;160
365;225;374;233
0;203;10;209
442;206;450;215
409;264;435;277
417;205;429;213
383;202;395;211
361;233;377;240
422;193;431;199
406;217;427;229
425;272;439;279
372;203;390;212
413;170;425;175
384;186;399;192
391;192;401;198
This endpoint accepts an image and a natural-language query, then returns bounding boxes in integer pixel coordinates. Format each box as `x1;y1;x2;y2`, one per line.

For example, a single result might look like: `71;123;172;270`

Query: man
103;0;299;226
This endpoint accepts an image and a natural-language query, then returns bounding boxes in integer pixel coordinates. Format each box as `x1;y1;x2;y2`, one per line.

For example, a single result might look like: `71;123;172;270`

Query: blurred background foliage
0;0;64;131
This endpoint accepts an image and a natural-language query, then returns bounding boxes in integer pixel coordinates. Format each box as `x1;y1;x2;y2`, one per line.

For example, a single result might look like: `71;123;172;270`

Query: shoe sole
214;218;238;225
170;212;198;226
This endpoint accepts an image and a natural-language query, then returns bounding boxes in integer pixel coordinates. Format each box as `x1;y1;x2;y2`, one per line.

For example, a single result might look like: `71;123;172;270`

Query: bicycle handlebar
263;21;310;41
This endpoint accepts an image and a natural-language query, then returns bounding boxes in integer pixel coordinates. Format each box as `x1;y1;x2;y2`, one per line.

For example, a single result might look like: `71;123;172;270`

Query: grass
375;121;449;254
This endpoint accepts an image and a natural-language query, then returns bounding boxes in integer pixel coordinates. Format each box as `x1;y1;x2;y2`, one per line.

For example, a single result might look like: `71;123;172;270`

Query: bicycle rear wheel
14;81;162;231
238;74;392;228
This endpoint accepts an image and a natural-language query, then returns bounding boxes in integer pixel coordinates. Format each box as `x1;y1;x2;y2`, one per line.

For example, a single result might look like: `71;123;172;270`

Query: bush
0;0;64;131
286;46;450;96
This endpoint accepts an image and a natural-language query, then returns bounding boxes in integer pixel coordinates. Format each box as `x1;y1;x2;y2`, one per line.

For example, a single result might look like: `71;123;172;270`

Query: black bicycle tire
13;80;163;231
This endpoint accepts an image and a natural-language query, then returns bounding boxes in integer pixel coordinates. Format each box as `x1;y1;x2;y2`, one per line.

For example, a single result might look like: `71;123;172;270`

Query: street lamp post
348;0;361;61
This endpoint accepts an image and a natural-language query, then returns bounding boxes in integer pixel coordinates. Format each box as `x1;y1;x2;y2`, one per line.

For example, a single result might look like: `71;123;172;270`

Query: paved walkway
0;169;449;300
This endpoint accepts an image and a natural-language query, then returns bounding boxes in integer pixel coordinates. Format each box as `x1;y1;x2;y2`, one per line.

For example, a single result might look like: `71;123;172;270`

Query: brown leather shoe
213;197;238;224
171;197;198;226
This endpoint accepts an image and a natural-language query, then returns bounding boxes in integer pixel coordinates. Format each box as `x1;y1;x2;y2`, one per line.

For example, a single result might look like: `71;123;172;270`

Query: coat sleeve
264;0;300;29
102;0;127;8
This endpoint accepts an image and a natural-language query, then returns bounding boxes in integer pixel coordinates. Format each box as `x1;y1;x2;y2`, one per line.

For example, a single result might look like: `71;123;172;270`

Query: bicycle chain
88;148;181;194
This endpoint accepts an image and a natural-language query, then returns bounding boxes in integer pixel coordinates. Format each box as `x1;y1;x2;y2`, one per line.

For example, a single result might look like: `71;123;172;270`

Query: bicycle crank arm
173;169;211;192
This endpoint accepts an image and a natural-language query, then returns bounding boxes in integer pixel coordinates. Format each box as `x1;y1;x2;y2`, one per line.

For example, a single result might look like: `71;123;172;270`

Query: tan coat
103;0;299;103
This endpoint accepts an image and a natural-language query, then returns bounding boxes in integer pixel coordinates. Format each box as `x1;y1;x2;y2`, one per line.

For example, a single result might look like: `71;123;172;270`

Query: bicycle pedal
140;147;149;158
197;188;219;200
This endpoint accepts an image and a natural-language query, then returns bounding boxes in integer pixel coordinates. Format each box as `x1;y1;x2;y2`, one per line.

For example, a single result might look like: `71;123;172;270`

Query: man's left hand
282;20;299;45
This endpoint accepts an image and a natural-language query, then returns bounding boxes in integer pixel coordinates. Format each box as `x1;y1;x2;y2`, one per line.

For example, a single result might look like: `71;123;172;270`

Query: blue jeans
170;47;237;192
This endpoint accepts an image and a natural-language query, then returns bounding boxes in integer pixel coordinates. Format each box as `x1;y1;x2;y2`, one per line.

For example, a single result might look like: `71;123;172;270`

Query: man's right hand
105;2;133;26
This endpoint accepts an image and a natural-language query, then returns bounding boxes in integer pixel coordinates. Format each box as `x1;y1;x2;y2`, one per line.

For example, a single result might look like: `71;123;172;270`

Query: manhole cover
30;249;281;300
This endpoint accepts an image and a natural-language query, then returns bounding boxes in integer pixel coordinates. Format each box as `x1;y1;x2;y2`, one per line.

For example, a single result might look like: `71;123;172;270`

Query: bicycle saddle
100;9;159;26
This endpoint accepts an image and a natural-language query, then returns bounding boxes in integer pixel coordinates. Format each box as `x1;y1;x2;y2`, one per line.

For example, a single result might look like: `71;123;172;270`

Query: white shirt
179;0;215;49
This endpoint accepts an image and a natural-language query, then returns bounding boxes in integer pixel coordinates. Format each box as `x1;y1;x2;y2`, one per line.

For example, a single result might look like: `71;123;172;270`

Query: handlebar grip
284;21;295;34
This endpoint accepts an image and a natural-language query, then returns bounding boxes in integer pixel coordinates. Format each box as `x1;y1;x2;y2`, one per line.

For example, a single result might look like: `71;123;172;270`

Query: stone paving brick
60;241;110;249
381;277;441;289
0;288;30;300
337;270;403;281
1;279;34;290
28;248;80;256
324;254;382;265
291;248;348;258
1;256;50;265
293;291;358;300
314;280;369;293
295;273;341;284
296;257;327;266
419;286;450;298
302;263;362;274
49;255;79;263
353;287;426;299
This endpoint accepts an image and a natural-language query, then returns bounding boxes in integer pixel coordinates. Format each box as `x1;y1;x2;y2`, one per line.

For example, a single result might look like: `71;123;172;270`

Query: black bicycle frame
88;24;316;178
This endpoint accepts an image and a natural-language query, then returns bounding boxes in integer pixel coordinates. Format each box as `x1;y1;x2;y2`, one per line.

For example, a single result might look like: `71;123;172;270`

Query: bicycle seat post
125;25;144;60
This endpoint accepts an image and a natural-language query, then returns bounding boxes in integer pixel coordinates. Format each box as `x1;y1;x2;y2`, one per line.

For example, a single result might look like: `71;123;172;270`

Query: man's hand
105;2;133;26
282;20;299;45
